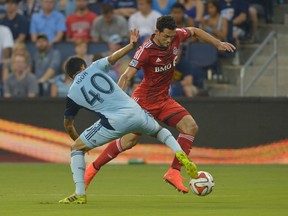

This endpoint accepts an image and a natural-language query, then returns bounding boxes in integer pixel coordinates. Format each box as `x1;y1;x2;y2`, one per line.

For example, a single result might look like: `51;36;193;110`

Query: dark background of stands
0;97;287;149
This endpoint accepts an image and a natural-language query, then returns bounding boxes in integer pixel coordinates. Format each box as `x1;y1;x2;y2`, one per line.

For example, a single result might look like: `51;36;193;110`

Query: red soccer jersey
66;11;97;41
130;28;191;104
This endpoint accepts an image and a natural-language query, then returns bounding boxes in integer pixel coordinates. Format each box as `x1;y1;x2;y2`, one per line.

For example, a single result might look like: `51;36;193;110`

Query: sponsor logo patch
130;59;139;67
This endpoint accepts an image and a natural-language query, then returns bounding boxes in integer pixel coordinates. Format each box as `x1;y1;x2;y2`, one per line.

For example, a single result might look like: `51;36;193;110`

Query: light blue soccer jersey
65;57;159;148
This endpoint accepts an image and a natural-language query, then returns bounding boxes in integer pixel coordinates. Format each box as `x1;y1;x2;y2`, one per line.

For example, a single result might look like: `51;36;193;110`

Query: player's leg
59;138;90;204
159;99;199;193
140;111;197;180
85;133;141;190
170;114;198;170
154;127;198;179
60;121;121;204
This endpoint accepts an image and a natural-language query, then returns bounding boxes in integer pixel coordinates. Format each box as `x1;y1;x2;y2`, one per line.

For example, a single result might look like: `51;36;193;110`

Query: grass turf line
0;164;287;216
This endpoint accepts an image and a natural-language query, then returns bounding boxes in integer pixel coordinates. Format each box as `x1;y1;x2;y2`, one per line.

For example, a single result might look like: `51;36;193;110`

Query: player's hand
129;29;140;48
216;42;236;52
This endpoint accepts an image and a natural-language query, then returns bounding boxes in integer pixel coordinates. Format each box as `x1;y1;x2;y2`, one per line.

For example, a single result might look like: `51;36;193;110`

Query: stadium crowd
0;0;281;98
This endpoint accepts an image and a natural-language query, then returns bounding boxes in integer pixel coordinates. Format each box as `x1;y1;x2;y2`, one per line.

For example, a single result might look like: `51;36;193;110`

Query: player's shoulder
140;39;154;50
134;39;154;60
176;27;190;35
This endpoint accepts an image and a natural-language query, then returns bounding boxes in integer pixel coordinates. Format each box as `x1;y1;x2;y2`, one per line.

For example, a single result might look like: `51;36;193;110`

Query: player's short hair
65;56;87;79
171;2;185;12
156;15;177;32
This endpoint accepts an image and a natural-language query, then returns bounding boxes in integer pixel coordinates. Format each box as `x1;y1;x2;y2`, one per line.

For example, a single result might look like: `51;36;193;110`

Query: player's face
155;28;176;48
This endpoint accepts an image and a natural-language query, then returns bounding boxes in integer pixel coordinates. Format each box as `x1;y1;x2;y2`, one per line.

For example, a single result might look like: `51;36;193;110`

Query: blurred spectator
248;0;274;24
66;0;97;42
56;0;76;17
248;0;274;42
74;40;93;65
102;0;137;19
3;54;39;97
2;42;32;81
102;34;131;82
91;3;129;43
219;0;249;40
0;0;28;42
30;0;66;43
178;0;204;26
50;70;72;97
152;0;177;15
18;0;41;22
0;24;14;66
170;2;194;28
0;0;6;20
201;0;228;41
33;34;61;96
0;24;13;96
128;0;161;43
170;60;199;97
219;0;249;65
170;3;195;53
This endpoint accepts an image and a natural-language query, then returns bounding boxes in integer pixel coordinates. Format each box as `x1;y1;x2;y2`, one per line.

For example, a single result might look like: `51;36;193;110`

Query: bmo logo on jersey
155;63;172;72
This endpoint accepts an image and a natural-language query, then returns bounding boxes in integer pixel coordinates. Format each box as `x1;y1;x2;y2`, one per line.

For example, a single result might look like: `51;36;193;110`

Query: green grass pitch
0;164;287;216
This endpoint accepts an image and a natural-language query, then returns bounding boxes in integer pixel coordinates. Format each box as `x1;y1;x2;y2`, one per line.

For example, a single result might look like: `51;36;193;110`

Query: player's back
68;57;141;121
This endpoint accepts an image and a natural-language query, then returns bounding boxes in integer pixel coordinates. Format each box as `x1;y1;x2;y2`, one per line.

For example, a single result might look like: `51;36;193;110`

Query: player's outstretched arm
187;27;236;52
108;29;140;65
64;118;79;141
118;66;138;90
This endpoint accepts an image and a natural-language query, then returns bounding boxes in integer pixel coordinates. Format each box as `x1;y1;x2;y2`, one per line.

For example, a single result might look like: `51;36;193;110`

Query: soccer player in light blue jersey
59;30;198;204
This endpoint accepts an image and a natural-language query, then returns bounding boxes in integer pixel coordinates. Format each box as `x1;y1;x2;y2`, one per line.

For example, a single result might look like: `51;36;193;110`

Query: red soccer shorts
133;97;190;128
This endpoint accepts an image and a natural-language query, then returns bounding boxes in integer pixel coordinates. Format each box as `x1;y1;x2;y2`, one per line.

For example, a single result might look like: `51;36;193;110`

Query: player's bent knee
181;121;199;135
71;138;90;152
188;121;199;135
124;141;137;150
120;134;139;150
177;116;199;135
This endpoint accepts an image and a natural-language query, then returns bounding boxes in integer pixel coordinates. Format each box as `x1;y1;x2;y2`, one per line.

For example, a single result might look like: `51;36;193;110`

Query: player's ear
80;64;86;71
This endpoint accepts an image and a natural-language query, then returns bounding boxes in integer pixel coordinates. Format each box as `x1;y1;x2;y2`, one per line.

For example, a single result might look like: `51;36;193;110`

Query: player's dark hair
65;56;87;79
171;2;185;12
156;15;177;32
206;0;220;13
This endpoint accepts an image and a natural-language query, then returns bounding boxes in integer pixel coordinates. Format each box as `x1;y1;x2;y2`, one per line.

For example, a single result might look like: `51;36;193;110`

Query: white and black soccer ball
189;171;215;196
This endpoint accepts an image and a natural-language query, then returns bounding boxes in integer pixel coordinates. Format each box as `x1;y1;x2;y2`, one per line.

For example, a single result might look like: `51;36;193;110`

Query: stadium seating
185;42;218;68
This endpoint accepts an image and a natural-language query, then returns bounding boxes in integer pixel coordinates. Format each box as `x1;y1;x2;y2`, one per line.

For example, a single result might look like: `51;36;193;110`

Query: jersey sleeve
64;96;82;119
129;46;147;70
91;57;112;73
176;28;191;42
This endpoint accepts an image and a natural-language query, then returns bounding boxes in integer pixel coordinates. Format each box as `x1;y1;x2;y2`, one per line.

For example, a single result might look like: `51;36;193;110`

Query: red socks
171;133;194;170
92;138;123;170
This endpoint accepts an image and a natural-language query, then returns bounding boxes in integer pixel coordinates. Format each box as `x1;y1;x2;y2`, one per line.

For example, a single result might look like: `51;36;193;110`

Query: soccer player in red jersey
85;15;235;193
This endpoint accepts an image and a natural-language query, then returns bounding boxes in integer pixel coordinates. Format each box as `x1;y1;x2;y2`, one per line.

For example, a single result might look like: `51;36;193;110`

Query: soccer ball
189;171;215;196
